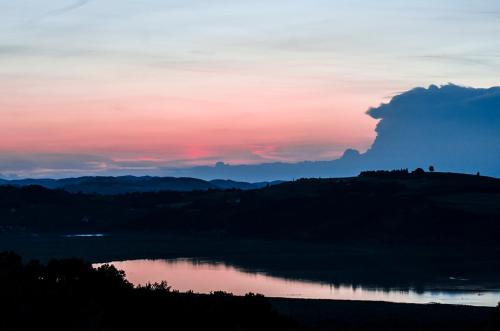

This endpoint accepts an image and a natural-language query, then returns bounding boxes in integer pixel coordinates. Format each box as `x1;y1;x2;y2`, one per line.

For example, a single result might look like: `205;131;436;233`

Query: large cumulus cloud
3;84;500;181
173;84;500;181
361;84;500;175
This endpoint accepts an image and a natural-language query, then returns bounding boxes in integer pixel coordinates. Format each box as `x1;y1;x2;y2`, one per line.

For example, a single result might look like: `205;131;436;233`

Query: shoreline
269;297;497;331
1;233;500;290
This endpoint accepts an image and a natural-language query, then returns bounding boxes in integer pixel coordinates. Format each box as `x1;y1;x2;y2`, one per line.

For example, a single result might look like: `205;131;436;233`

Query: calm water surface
64;233;106;238
94;259;500;307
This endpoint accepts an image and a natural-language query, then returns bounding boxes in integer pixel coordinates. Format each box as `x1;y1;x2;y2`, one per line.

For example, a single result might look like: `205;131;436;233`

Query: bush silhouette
412;168;425;176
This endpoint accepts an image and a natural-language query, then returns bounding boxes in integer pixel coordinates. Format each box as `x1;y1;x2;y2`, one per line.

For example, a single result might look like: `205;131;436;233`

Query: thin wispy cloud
45;0;92;16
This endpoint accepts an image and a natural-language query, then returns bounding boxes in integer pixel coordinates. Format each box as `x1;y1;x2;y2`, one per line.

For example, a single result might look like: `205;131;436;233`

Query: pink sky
1;0;499;176
1;75;380;165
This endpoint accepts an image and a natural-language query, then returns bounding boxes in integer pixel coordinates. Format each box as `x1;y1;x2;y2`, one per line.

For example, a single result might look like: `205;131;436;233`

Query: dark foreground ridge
1;251;499;331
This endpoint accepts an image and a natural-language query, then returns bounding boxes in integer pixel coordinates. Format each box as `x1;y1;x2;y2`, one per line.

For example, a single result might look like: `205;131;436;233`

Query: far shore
2;233;500;292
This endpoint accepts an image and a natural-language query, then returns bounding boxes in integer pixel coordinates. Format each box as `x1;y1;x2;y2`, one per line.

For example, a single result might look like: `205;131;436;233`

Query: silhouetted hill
0;176;281;195
1;171;500;246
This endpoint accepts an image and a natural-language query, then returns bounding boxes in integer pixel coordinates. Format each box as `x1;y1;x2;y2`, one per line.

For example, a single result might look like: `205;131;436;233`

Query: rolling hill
1;171;500;245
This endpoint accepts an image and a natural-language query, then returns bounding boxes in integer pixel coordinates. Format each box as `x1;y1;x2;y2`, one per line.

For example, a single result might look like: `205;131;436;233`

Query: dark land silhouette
1;171;500;245
2;170;500;330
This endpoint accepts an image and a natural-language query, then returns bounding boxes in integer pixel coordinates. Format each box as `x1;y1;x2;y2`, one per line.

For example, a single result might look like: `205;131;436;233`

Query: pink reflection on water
94;259;500;307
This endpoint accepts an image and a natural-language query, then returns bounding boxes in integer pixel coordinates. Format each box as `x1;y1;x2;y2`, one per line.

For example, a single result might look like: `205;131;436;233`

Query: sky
1;0;500;177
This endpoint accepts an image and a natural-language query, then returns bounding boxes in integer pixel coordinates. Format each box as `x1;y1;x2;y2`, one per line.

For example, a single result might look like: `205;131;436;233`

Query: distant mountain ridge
0;176;284;195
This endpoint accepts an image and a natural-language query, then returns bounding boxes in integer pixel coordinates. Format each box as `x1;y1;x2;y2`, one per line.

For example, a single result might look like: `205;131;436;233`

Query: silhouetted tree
429;165;435;172
484;302;500;330
412;168;425;176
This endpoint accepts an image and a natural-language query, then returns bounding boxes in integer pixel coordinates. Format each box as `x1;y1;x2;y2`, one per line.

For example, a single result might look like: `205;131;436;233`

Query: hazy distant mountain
0;176;282;194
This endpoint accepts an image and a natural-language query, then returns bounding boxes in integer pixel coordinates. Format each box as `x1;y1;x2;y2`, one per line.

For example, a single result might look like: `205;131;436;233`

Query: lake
94;258;500;307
